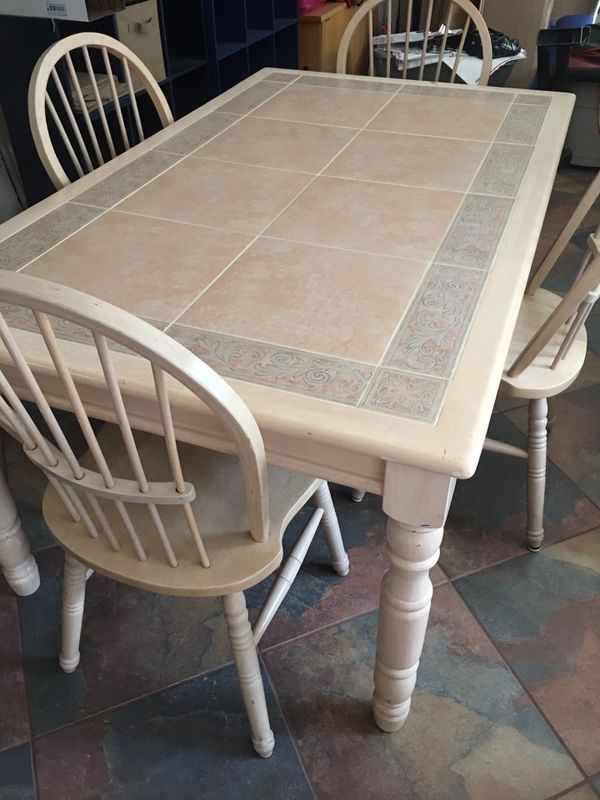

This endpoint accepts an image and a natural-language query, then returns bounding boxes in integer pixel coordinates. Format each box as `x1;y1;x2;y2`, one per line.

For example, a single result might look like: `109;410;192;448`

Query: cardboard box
0;0;125;22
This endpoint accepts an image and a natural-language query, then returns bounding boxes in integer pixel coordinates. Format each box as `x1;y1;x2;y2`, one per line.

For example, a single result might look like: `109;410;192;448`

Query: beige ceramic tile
179;237;427;363
194;116;356;174
116;158;312;235
266;176;463;260
368;93;513;141
23;211;251;320
251;83;392;128
325;131;489;192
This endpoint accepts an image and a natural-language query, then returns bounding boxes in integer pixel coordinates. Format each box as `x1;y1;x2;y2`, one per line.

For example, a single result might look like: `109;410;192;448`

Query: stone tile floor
0;166;599;800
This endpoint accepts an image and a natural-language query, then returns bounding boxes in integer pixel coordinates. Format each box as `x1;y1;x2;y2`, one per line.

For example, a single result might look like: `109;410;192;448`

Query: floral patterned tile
34;666;314;800
297;74;398;92
496;104;549;146
360;367;447;422
153;112;240;156
514;94;552;107
0;203;101;272
0;744;35;800
264;583;583;800
383;264;487;379
471;143;534;197
262;72;300;83
456;529;600;775
0;584;29;750
168;323;374;405
72;151;180;208
218;82;287;115
440;413;600;579
435;194;514;271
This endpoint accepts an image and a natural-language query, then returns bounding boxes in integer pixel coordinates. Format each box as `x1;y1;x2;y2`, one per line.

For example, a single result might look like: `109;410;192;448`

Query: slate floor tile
34;665;313;800
456;530;600;775
0;744;35;800
440;414;600;579
264;584;582;800
0;583;29;750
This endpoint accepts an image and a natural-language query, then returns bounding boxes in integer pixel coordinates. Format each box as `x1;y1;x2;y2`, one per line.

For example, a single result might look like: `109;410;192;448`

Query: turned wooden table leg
0;470;39;596
373;464;455;732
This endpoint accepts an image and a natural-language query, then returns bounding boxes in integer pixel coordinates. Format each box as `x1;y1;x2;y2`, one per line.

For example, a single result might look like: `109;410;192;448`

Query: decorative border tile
435;194;514;271
218;82;288;115
0;204;101;272
263;73;300;84
514;94;552;107
297;75;398;93
496;104;549;145
73;151;180;208
153;112;240;157
361;368;447;423
0;302;164;356
384;265;487;378
400;84;514;103
471;143;534;197
168;324;374;405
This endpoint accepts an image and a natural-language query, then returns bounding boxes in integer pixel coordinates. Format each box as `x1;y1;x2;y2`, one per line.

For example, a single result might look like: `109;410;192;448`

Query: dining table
0;67;574;732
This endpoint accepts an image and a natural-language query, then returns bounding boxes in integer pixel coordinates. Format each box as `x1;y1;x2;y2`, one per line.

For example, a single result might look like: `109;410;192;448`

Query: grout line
259;606;379;655
164;86;402;333
452;581;590;782
546;780;591;800
260;655;318;800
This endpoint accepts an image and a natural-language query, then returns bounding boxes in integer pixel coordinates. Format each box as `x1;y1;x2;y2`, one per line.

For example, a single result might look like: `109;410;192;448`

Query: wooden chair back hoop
527;170;600;296
28;32;174;190
0;272;270;553
508;235;600;377
336;0;492;86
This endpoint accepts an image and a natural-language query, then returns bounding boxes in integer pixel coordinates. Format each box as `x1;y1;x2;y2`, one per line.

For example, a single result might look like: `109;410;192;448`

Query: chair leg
314;481;349;576
60;554;88;673
526;397;548;552
351;489;366;503
223;592;274;758
546;397;556;434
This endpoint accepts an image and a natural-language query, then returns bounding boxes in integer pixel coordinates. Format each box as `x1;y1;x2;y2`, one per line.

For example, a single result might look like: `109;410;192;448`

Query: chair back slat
0;272;270;571
82;45;117;160
508;236;600;377
44;92;85;179
64;51;105;167
29;33;174;190
152;364;210;567
101;47;130;151
50;68;95;173
336;0;492;86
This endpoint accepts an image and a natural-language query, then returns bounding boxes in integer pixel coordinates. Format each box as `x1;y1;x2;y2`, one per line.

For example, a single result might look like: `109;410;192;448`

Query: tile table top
0;69;574;487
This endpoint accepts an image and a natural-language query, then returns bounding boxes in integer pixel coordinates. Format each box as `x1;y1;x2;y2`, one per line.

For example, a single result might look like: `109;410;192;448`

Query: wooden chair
485;170;600;551
0;272;349;758
336;0;493;86
28;32;174;190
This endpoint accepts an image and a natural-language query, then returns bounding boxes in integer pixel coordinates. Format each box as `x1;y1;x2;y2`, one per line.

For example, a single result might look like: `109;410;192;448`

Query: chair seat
500;288;588;400
42;424;320;597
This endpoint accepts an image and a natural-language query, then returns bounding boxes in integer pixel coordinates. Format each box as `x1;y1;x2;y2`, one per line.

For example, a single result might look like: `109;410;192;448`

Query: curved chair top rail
336;0;492;87
0;272;269;568
28;32;174;190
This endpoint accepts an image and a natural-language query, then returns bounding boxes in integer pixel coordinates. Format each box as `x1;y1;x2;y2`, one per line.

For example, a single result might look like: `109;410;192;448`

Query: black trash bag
464;28;521;59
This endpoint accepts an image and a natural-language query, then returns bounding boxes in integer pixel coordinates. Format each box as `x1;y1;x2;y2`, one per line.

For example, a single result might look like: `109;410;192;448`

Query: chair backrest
527;169;600;296
0;272;269;569
336;0;493;85
508;233;600;377
28;32;174;190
